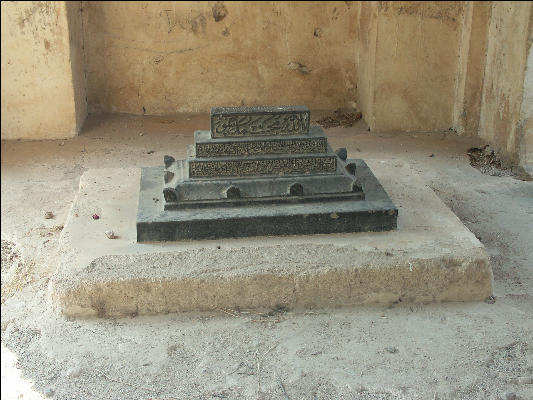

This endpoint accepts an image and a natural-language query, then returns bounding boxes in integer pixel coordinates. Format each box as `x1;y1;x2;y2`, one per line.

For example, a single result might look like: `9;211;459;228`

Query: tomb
49;106;492;317
136;106;397;241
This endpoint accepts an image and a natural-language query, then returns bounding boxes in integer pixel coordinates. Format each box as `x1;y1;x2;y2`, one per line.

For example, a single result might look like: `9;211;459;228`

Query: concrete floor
1;113;533;400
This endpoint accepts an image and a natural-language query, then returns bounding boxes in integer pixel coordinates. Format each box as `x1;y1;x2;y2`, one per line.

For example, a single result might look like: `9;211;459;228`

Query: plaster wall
359;2;466;133
0;1;82;140
66;1;88;132
1;1;532;168
519;28;533;169
478;1;532;162
454;2;491;137
355;2;377;129
82;1;359;115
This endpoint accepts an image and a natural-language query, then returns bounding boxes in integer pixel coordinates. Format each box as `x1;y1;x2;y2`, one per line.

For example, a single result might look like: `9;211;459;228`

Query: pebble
44;211;54;219
66;366;82;378
513;376;533;384
44;387;55;397
105;230;117;239
385;346;399;354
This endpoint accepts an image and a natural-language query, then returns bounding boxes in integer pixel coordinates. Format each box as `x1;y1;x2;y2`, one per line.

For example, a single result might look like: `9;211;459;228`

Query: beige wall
82;1;359;114
519;18;533;169
357;2;466;133
1;1;532;167
478;1;532;163
66;1;88;132
355;2;377;129
1;1;85;140
453;2;491;137
374;2;465;133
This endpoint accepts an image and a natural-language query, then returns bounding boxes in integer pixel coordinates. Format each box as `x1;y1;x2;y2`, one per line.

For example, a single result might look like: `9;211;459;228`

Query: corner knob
335;148;347;161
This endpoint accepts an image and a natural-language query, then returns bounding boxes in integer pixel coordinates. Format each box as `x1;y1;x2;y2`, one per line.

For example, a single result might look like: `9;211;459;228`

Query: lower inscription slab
188;152;337;178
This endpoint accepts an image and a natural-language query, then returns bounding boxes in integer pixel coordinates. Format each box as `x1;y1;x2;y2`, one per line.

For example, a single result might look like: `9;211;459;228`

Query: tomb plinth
136;105;398;241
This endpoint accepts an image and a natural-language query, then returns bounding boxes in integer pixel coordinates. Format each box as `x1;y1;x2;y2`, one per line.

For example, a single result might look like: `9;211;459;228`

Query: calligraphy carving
196;137;326;157
211;112;310;137
189;156;337;178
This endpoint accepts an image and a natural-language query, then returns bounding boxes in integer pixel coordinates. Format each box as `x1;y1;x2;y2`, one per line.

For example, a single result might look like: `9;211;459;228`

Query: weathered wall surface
1;1;532;168
66;1;87;132
478;1;533;163
82;1;359;115
453;2;491;137
519;19;533;170
357;2;466;133
0;2;84;140
355;2;377;129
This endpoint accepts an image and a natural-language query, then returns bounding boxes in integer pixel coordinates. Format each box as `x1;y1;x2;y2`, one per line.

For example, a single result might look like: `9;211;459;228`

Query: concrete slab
50;159;493;318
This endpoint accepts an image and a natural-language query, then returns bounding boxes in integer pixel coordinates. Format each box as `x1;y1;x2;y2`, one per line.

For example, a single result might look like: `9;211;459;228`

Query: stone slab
50;160;493;317
195;125;327;157
187;150;338;178
164;157;360;206
210;105;310;137
140;159;388;240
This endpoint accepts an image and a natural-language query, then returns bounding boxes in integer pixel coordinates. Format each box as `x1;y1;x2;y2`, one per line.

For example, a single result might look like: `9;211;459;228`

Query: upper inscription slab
210;105;310;138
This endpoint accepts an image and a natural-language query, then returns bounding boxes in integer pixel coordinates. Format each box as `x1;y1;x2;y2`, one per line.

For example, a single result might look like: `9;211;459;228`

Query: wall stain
152;55;164;64
162;9;207;35
288;61;310;74
378;2;463;26
212;2;228;22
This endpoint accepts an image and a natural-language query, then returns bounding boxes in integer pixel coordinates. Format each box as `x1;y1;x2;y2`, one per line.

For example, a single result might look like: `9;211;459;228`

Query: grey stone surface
150;106;397;240
163;157;362;208
210;105;310;137
137;159;397;241
195;125;327;157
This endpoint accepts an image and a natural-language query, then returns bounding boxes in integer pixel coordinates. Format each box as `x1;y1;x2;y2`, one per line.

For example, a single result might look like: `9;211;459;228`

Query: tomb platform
49;106;492;317
50;159;493;318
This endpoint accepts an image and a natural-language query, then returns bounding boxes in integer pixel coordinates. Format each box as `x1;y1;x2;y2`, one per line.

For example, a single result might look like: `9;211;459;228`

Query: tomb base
50;159;493;317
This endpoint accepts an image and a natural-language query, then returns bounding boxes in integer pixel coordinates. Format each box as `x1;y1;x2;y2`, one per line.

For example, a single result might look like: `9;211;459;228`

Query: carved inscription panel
189;157;337;178
211;112;310;137
196;138;327;157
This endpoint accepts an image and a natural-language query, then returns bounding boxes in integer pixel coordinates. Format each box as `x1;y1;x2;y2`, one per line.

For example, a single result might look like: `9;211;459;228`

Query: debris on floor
316;109;363;128
467;145;532;181
104;230;117;239
92;214;100;220
1;240;33;300
38;225;64;237
44;211;54;219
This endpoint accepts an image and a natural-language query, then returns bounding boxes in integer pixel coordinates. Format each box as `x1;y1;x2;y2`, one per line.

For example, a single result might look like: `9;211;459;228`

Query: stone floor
1;112;532;400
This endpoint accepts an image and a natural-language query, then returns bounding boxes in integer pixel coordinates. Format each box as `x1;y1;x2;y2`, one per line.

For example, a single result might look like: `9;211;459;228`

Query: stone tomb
137;106;397;241
50;105;493;317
